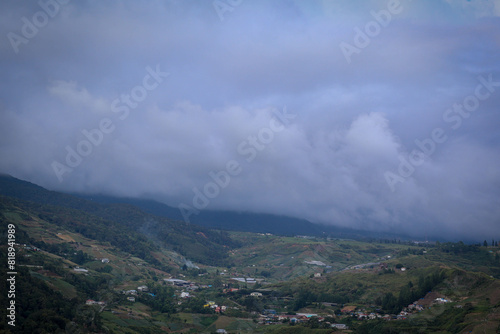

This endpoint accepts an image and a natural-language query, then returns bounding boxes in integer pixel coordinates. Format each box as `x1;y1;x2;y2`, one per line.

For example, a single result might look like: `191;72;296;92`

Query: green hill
1;175;499;333
0;175;237;266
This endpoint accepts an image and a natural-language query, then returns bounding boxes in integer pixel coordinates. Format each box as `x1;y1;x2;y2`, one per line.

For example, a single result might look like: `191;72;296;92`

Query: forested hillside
0;175;237;266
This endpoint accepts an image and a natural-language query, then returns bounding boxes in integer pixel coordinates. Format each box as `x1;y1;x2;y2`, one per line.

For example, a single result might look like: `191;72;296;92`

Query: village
93;266;454;332
18;239;455;331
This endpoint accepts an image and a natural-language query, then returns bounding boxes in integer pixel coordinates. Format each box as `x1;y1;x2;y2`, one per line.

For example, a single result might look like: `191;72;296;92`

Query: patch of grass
48;276;78;298
199;314;218;327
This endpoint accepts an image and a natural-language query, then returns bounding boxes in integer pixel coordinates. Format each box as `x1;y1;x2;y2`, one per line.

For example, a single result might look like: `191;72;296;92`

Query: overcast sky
1;0;499;241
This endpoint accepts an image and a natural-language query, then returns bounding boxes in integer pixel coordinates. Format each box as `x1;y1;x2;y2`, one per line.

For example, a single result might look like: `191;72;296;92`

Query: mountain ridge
0;174;237;266
0;174;470;242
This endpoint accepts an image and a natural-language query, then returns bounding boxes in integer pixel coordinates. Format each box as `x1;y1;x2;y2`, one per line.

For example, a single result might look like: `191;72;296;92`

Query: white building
137;285;148;292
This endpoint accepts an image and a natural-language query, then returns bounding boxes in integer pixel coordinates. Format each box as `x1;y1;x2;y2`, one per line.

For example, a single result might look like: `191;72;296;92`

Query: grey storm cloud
1;0;499;240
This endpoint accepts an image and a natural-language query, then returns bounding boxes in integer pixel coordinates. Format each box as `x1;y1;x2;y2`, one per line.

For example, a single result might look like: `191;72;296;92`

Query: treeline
398;247;426;256
436;241;484;254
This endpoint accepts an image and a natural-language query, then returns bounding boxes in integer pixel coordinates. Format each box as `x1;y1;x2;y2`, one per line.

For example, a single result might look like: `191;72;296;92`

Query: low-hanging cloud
1;0;499;241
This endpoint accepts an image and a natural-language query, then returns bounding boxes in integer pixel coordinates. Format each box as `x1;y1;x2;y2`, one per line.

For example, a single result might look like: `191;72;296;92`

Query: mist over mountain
0;174;489;243
1;1;499;241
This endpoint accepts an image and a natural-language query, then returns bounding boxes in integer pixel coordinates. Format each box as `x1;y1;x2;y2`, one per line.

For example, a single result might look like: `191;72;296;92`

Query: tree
306;316;320;328
212;276;223;288
382;292;397;313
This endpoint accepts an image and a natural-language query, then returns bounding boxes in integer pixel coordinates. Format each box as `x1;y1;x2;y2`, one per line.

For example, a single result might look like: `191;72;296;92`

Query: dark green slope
0;175;237;266
75;194;409;241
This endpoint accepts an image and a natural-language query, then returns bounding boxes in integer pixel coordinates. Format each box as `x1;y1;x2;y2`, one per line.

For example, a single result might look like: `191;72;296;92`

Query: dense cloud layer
1;0;499;240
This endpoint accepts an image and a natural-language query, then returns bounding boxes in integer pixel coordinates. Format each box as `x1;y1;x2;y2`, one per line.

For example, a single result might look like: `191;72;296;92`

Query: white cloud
0;0;499;240
48;80;108;114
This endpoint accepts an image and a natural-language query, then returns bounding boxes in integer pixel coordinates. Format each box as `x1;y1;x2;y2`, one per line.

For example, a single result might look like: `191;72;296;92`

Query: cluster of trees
64;271;110;298
290;288;352;311
292;290;318;311
483;239;499;247
179;297;213;314
378;270;445;314
260;270;272;277
373;238;427;245
279;277;371;312
138;284;175;313
0;249;103;333
399;247;426;256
